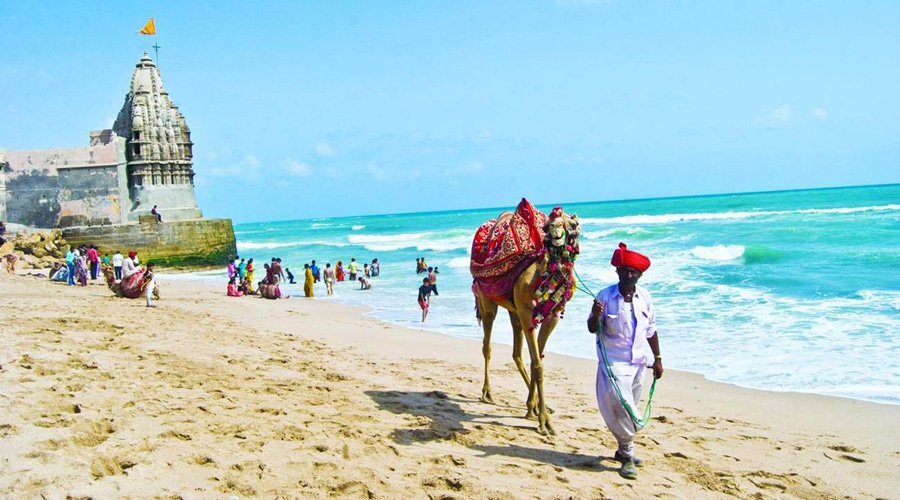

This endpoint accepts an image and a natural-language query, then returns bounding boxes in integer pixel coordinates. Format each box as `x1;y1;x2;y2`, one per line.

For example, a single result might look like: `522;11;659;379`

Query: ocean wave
447;256;471;268
310;223;331;228
352;225;366;230
237;240;349;250
583;227;654;240
579;204;900;226
690;245;745;261
348;229;471;252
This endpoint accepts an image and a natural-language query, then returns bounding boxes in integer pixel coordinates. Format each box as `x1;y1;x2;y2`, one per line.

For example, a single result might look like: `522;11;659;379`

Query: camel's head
101;265;116;285
543;206;580;249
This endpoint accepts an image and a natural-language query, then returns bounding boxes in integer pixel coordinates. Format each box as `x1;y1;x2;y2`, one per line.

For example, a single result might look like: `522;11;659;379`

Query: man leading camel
587;242;663;480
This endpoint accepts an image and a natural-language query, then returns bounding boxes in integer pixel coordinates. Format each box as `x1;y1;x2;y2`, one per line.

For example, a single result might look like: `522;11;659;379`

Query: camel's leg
537;315;559;415
478;295;499;404
508;310;531;388
519;311;553;436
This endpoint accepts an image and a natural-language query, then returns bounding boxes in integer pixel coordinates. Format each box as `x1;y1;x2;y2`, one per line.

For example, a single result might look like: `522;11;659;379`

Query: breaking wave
348;229;471;252
579;204;900;225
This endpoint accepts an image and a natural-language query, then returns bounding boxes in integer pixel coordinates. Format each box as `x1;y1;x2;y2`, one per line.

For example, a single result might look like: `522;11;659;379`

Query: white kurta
593;284;657;456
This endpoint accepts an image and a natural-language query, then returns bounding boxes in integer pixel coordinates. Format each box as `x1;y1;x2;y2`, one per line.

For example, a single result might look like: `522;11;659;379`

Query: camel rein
573;268;658;430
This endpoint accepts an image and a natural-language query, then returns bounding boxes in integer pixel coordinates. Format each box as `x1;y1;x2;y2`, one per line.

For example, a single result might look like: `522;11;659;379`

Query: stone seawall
62;218;236;267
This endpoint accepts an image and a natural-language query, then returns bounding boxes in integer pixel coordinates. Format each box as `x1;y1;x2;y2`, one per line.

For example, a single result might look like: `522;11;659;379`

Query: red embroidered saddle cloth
470;198;548;300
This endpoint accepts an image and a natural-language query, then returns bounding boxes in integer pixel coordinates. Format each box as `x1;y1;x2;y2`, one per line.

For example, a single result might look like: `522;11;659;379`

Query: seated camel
101;265;159;300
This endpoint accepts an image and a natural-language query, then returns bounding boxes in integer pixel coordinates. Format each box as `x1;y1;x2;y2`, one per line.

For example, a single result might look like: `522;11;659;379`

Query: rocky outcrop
2;229;68;270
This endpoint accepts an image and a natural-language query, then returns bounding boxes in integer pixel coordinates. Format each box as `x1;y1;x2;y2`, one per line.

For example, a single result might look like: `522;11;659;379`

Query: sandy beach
1;272;897;499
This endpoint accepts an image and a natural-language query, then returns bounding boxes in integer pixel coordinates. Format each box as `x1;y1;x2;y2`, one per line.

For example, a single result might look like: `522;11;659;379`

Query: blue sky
2;1;898;222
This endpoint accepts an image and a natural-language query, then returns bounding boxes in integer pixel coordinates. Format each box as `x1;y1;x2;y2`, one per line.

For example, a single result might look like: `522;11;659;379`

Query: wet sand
1;272;897;498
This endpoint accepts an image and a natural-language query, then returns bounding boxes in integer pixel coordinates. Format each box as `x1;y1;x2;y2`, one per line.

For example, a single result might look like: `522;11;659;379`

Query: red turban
610;242;651;272
128;251;137;258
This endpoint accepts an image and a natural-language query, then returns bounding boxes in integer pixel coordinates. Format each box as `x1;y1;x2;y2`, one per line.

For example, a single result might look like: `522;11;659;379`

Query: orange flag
138;18;156;35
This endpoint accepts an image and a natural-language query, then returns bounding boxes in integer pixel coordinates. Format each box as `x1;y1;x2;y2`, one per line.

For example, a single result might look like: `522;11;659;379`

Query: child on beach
142;262;157;307
418;277;432;322
358;273;371;290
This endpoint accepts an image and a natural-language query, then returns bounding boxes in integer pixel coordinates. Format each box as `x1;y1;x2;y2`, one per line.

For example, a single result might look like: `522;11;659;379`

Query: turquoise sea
187;184;900;405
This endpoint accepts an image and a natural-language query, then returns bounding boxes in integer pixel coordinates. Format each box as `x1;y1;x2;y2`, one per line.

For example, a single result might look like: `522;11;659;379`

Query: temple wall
128;183;202;222
62;217;236;267
57;165;124;227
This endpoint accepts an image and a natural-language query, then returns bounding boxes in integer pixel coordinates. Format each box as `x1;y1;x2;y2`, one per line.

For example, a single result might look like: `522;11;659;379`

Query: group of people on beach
225;255;382;299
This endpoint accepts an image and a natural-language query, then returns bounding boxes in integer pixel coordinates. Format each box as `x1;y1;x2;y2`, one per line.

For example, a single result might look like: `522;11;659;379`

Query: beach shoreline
1;271;897;498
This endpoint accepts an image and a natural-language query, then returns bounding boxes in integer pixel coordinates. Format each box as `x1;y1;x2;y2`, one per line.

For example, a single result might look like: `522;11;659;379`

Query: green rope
574;267;657;429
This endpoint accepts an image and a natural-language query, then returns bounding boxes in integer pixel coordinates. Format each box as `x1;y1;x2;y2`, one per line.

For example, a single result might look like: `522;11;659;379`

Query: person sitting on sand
587;242;663;481
227;277;243;297
418;277;432;322
240;276;253;295
4;253;17;273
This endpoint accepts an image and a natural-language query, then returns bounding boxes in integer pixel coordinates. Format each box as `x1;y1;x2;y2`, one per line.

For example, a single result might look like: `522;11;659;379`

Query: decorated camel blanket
470;198;548;301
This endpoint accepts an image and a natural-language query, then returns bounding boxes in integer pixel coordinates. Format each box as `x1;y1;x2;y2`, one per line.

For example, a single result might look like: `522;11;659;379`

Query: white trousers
596;348;645;457
145;281;155;307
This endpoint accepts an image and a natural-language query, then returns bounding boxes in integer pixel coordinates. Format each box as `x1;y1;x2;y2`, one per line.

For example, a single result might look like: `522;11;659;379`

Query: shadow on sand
365;389;619;473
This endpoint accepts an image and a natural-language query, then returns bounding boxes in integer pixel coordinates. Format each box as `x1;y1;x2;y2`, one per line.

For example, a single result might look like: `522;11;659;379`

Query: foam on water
578;203;900;225
690;244;745;261
238;240;350;250
348;229;471;252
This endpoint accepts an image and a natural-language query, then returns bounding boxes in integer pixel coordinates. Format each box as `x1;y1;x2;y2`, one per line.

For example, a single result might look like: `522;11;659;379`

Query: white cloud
205;154;261;178
285;159;313;177
315;142;336;157
811;107;828;121
755;105;794;126
367;163;389;181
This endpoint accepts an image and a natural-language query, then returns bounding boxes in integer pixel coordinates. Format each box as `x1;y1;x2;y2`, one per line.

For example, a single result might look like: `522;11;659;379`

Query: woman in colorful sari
227;277;243;297
75;248;89;286
336;260;345;282
303;263;314;297
245;258;255;286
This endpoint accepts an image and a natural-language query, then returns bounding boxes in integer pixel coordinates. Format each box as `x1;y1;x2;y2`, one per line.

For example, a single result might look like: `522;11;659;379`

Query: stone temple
0;53;236;266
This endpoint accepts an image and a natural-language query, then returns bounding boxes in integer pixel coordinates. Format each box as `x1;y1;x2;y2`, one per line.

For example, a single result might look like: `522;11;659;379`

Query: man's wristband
655;355;663;360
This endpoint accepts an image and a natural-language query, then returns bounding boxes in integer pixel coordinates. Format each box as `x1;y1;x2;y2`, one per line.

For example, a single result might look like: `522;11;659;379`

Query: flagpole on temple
138;18;159;64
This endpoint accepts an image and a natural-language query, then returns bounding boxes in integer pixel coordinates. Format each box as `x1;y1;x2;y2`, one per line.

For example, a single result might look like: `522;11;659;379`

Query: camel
471;205;579;435
101;265;159;300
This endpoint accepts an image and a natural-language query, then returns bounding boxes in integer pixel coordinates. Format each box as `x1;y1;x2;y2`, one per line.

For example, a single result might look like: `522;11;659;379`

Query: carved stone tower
113;53;202;221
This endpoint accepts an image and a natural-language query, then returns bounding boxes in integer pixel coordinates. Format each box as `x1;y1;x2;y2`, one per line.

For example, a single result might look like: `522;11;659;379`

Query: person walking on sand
418;277;432;322
348;258;359;281
427;266;439;296
323;262;335;296
587;242;663;481
303;263;314;297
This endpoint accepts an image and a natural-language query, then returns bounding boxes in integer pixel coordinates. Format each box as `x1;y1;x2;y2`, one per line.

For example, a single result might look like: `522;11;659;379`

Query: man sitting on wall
151;205;162;222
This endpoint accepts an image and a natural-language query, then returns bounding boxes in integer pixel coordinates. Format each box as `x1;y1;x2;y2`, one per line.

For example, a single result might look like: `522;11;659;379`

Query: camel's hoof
547;406;555;415
480;393;494;404
524;409;537;421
